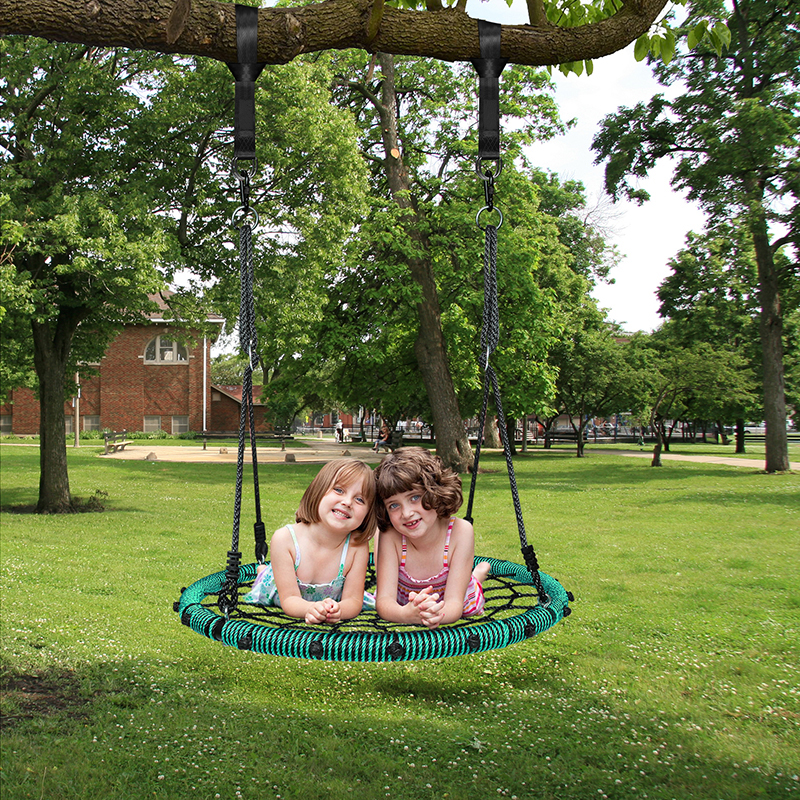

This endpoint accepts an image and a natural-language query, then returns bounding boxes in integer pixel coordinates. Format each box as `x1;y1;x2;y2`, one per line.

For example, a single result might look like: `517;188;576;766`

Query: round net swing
174;11;573;662
176;556;569;661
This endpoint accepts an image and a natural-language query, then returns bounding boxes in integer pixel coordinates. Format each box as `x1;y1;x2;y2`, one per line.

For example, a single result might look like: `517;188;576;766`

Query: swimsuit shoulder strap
286;524;301;570
337;533;351;578
442;517;455;566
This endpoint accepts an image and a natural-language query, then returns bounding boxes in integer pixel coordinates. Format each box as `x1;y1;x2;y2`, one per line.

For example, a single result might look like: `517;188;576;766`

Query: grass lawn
1;444;798;800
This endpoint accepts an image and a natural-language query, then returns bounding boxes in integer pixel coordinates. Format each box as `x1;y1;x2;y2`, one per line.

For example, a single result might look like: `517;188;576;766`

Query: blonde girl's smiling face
318;477;369;533
383;489;439;539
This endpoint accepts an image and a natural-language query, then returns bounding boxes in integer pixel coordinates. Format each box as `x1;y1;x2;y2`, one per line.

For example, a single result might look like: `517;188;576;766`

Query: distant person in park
335;419;343;442
374;447;490;629
373;421;391;452
244;459;376;623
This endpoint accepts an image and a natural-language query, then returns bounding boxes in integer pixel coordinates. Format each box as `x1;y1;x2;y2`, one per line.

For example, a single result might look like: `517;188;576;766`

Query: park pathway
98;436;384;465
594;448;798;471
96;439;798;471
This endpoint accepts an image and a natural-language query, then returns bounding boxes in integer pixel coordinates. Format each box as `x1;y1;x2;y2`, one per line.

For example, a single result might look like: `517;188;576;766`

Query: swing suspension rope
174;10;572;661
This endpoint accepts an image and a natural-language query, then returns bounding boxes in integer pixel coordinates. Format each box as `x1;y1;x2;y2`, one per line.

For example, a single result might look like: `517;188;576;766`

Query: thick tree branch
0;0;669;66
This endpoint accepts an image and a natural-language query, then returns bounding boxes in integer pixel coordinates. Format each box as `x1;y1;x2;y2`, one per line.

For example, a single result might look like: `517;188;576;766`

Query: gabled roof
212;384;267;407
145;291;224;324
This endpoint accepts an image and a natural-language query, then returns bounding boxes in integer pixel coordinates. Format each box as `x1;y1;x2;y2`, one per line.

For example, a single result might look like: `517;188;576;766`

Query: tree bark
30;308;85;513
377;53;472;472
484;417;501;448
735;417;745;454
0;0;671;67
750;203;789;472
505;417;517;455
650;408;663;467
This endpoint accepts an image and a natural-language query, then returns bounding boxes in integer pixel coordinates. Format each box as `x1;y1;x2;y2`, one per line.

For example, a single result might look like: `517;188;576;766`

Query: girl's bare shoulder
449;516;474;536
270;525;295;548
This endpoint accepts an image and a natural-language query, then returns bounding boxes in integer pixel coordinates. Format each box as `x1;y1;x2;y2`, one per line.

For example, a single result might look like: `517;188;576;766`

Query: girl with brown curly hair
374;447;490;629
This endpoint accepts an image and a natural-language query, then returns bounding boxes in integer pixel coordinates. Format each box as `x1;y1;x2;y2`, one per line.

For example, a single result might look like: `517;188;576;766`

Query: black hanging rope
173;15;573;659
465;21;548;604
219;5;267;617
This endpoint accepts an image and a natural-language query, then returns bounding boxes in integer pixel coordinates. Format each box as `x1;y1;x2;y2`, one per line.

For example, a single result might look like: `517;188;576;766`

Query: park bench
377;430;404;453
104;430;132;454
744;431;800;444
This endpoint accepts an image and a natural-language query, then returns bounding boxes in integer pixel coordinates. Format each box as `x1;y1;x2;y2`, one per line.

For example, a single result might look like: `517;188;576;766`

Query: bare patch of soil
0;670;87;729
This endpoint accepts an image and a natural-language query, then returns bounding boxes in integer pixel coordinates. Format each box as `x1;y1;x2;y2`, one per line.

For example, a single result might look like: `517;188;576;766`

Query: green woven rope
176;557;570;662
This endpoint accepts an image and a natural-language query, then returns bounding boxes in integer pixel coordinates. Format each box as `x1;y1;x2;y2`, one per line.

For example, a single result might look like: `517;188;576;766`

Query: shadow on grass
1;654;793;800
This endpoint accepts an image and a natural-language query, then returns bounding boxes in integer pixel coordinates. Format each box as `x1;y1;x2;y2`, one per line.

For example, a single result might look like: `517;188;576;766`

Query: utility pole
73;372;80;448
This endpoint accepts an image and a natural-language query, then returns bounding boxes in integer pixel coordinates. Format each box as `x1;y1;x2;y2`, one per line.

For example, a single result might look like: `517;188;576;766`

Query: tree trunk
574;422;586;458
650;412;663;467
377;53;472;472
750;207;789;472
484;417;501;448
735;417;746;454
506;417;517;455
31;315;81;513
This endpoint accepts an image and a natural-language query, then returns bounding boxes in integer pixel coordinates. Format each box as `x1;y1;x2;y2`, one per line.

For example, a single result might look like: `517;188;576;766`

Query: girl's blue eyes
333;487;366;504
388;494;421;510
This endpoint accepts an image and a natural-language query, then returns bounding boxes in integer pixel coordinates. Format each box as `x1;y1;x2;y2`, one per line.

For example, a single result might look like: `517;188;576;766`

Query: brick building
0;295;235;436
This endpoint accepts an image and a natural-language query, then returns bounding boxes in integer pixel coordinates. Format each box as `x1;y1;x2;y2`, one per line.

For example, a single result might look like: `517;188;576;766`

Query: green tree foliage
548;307;645;457
1;42;176;511
592;0;799;471
268;54;613;467
627;329;757;465
657;223;772;449
0;39;364;511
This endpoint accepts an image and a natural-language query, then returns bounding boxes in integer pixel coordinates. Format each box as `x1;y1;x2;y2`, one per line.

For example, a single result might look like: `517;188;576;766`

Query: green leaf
661;31;676;65
688;20;707;50
714;21;732;49
650;35;662;58
634;35;650;63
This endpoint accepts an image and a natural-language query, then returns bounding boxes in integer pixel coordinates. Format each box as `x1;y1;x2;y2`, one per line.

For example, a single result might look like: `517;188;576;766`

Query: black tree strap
227;4;265;168
219;5;267;617
466;22;548;604
470;20;507;163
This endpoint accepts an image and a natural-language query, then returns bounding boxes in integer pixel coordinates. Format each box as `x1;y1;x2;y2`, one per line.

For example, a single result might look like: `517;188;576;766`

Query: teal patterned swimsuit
244;524;375;611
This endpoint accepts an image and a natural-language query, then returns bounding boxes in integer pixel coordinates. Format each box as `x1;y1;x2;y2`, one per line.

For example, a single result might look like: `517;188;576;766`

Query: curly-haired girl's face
382;489;440;540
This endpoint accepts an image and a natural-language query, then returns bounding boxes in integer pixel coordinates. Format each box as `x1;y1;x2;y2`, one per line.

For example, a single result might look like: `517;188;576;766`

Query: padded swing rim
176;556;569;662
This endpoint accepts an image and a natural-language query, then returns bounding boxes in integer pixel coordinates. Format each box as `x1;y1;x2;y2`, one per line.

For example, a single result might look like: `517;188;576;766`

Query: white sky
469;0;707;332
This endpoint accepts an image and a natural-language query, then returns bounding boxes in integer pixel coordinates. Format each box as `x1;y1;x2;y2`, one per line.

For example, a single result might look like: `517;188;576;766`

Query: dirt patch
0;670;87;729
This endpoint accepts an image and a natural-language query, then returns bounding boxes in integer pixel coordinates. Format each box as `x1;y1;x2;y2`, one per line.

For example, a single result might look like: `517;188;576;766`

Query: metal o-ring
232;206;260;228
232;156;258;180
476;206;503;231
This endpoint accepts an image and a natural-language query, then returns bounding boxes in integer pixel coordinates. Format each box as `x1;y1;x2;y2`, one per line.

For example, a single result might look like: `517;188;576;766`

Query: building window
143;415;162;433
65;416;74;434
171;415;189;434
0;415;11;434
83;415;100;431
144;335;188;364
